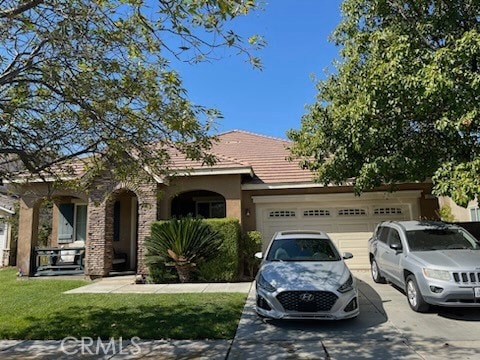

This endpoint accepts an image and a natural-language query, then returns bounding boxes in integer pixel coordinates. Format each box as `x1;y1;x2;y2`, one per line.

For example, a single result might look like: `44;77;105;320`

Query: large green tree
0;0;263;184
288;0;479;206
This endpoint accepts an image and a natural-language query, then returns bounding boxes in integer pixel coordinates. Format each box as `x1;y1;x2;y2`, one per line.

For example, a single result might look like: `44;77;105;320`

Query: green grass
0;268;246;340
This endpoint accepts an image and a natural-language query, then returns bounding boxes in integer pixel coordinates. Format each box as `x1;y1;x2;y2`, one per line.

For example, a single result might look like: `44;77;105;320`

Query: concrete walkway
64;275;253;294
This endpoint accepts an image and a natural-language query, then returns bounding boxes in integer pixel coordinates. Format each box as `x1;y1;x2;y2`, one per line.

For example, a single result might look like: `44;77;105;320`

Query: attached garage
253;191;422;269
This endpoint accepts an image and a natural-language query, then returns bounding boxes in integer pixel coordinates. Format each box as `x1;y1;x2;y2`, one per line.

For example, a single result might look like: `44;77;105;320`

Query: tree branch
0;0;44;18
0;39;48;86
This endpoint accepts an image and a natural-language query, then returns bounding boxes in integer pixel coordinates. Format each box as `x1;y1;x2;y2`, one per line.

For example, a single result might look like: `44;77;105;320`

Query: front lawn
0;268;246;340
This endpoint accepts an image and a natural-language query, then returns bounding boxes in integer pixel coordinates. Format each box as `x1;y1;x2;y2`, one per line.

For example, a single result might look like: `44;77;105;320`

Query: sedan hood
259;261;350;291
413;250;480;269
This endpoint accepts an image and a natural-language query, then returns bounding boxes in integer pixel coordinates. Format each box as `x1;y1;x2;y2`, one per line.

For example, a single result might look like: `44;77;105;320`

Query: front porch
15;180;158;278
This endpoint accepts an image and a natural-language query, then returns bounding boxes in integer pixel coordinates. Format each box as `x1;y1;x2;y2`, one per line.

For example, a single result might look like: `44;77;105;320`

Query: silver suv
368;220;480;312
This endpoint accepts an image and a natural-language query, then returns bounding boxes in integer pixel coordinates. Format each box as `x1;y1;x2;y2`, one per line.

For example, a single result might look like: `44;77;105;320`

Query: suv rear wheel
406;275;430;312
371;258;386;283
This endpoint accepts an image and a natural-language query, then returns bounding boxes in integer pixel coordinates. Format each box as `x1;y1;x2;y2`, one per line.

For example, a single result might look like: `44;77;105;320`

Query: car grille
452;272;480;284
277;291;338;312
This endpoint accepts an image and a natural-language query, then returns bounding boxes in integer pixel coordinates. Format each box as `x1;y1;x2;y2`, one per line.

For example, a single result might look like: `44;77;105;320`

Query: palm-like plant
145;217;222;283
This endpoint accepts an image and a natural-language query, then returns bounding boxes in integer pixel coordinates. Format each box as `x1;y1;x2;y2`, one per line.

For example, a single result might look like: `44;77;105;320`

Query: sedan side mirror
254;252;263;259
343;252;353;260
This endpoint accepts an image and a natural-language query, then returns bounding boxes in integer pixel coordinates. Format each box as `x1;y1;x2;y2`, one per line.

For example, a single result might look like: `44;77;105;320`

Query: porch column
17;196;40;276
86;197;112;277
136;182;158;275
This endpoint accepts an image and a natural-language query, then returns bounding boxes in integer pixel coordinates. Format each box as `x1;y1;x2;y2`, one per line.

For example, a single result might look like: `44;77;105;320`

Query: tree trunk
175;263;193;283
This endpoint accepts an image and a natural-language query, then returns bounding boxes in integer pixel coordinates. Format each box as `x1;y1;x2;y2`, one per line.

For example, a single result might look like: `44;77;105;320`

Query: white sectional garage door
253;191;421;269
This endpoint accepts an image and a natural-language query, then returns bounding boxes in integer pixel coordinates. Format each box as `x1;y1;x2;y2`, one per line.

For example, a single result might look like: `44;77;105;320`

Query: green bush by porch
197;218;241;282
0;268;246;340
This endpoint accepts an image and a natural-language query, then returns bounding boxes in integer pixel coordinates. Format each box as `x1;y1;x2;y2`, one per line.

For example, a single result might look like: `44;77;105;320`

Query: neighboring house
0;191;16;267
438;197;480;222
13;130;439;276
437;197;480;240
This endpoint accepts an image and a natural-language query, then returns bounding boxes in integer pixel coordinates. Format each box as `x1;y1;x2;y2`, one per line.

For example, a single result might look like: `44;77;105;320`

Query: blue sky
174;1;344;140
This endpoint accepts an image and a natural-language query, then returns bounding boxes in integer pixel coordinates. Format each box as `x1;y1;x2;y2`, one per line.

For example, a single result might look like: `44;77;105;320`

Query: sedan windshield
266;238;341;261
406;228;480;251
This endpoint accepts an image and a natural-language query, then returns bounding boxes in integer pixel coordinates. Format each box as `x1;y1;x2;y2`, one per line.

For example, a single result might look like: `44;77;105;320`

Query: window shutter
58;204;74;243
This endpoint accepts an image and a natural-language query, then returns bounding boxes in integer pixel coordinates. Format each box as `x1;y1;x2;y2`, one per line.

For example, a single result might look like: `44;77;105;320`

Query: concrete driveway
228;270;480;359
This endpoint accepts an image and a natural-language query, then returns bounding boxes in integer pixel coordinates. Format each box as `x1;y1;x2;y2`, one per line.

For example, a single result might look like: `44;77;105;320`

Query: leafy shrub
196;218;241;282
437;205;456;222
146;262;177;284
242;230;263;279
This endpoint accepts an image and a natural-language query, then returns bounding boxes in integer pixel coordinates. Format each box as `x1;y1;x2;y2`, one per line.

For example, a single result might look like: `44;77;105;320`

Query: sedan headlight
423;268;451;281
257;273;277;292
337;274;354;293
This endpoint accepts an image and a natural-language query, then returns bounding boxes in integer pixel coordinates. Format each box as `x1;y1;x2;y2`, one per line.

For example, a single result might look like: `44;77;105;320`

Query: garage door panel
346;254;370;270
330;232;372;243
334;222;371;232
256;196;419;269
329;232;371;269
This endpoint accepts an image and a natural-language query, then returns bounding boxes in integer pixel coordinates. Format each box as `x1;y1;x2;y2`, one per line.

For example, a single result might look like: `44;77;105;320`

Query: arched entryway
109;190;138;272
171;190;226;218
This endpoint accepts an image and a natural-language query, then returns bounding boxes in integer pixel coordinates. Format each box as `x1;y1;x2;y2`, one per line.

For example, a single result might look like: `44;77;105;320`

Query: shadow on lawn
13;302;240;340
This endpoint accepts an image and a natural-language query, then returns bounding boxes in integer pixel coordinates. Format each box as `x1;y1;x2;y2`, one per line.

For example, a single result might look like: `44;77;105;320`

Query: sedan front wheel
406;275;429;312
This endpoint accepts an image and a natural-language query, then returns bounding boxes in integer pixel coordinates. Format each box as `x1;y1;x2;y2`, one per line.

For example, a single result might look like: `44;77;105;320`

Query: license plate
475;288;480;298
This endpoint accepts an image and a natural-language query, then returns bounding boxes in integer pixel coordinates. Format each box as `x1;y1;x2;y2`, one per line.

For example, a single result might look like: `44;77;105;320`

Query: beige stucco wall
159;174;243;221
438;196;478;222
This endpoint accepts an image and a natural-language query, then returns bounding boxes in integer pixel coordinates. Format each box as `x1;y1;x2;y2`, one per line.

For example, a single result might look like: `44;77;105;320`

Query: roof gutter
242;181;354;190
0;205;15;215
171;166;254;177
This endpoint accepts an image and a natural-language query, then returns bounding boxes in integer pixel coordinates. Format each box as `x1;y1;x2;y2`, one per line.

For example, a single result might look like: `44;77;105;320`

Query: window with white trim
58;203;87;243
470;207;480;221
269;210;296;218
303;209;331;217
338;208;366;216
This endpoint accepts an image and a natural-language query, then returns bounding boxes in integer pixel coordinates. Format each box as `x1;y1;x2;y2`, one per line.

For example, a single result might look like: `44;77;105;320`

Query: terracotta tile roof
13;130;314;185
168;147;250;170
171;130;314;184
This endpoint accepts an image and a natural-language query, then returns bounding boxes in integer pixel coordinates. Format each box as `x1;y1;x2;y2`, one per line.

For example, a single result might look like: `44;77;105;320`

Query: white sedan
255;230;359;320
